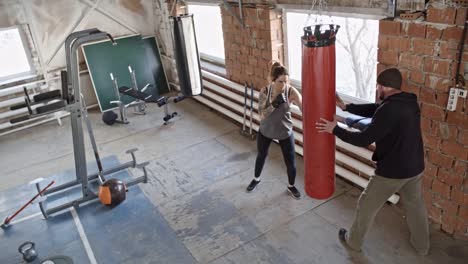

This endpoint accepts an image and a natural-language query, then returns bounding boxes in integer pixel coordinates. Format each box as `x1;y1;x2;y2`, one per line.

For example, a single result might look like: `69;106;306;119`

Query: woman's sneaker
287;186;301;199
246;179;260;192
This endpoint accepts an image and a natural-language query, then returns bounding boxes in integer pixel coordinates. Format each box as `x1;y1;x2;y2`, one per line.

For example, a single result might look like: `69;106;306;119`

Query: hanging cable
455;7;468;88
304;0;318;27
304;0;333;28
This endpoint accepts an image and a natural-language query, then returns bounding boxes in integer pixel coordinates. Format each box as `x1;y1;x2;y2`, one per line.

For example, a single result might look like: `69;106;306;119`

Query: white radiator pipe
335;151;375;176
202;70;302;116
200;89;305;142
202;78;304;133
202;70;259;98
193;95;260;131
203;80;260;110
336;138;373;161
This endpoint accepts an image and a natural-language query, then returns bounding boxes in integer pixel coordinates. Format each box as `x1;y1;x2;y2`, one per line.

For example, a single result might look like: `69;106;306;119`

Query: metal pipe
335;152;374;176
336;138;373;161
44;161;135;195
249;82;253;135
242;82;247;132
455;8;468;86
45;195;96;217
238;0;243;23
222;0;245;28
69;32;115;196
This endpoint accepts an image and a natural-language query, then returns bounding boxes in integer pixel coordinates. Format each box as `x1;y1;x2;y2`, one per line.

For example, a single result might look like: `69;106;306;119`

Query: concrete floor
1;99;467;264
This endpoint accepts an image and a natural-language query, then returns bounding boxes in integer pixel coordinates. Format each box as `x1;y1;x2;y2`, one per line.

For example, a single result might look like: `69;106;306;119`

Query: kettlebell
18;241;38;262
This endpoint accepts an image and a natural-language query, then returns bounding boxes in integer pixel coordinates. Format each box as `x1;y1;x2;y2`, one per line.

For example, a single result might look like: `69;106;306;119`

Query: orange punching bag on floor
302;24;340;199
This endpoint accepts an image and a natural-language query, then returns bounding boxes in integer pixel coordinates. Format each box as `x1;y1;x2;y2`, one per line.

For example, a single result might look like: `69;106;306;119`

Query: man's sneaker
287;186;301;199
246;179;260;192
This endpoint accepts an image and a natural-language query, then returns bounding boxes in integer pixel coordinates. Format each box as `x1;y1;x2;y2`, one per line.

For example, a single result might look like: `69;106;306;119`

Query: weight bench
9;88;66;124
119;85;186;125
118;86;160;103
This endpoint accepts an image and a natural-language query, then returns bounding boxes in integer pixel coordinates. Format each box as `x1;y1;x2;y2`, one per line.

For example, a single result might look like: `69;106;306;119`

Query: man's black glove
271;93;286;108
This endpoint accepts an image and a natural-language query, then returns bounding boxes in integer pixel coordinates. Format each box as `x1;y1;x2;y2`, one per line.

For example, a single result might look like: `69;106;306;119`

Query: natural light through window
189;4;225;63
286;13;378;102
0;27;33;82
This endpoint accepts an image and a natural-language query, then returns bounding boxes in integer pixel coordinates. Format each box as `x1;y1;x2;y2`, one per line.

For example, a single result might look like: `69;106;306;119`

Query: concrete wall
0;0;155;71
0;0;160;129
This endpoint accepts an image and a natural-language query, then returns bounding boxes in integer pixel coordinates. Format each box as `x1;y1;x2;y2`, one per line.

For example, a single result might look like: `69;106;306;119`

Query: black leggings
254;131;296;185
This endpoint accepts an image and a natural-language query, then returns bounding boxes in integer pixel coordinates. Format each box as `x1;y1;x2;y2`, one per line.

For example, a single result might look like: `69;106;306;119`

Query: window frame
0;25;36;85
282;8;385;104
187;2;226;66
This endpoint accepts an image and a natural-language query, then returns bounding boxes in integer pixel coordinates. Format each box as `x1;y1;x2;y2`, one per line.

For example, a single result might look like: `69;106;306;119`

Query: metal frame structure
108;70;149;125
36;29;148;218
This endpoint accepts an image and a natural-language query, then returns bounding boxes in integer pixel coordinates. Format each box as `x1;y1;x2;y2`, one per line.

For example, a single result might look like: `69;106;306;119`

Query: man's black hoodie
333;92;425;179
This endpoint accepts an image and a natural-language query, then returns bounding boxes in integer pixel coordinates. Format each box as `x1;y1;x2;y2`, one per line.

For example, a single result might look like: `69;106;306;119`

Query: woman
246;61;303;199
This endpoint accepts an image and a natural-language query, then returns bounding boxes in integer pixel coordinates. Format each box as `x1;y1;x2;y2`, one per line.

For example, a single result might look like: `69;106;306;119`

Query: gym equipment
107;67;181;125
157;95;180;125
115;85;180;125
108;73;129;124
40;255;74;264
128;65;149;114
98;178;127;206
107;69;151;125
18;241;38;263
240;82;256;140
172;14;203;97
302;24;340;199
9;87;66;124
102;110;118;125
32;29;148;219
83;35;169;112
10;89;62;111
80;94;107;185
1;181;54;228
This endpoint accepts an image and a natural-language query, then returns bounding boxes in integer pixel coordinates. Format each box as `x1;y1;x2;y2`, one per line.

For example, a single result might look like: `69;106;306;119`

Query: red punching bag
302;24;340;199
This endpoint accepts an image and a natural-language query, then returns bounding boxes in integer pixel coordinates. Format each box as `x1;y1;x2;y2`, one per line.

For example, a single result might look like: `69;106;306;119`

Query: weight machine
12;29;148;219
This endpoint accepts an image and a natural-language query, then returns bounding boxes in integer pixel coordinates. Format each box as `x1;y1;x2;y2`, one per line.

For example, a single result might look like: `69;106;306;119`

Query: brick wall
378;7;468;240
220;5;284;90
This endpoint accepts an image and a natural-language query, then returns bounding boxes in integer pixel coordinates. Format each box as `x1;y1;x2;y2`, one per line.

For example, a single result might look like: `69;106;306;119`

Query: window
0;26;35;84
286;12;379;102
188;4;225;64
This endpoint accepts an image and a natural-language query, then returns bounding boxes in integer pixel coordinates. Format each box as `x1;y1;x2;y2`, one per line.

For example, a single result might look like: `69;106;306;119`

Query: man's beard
377;90;385;102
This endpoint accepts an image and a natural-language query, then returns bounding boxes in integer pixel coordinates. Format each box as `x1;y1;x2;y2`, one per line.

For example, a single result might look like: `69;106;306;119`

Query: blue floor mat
0;156;195;264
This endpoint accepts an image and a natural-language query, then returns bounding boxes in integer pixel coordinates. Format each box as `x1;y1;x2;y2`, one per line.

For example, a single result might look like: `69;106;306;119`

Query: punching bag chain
305;0;329;26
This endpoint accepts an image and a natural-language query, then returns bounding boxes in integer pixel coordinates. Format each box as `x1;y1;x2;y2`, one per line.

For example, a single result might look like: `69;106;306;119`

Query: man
316;68;430;255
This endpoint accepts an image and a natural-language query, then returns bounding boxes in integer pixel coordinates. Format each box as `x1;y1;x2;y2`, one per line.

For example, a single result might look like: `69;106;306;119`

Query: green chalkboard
142;36;170;95
82;34;169;112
